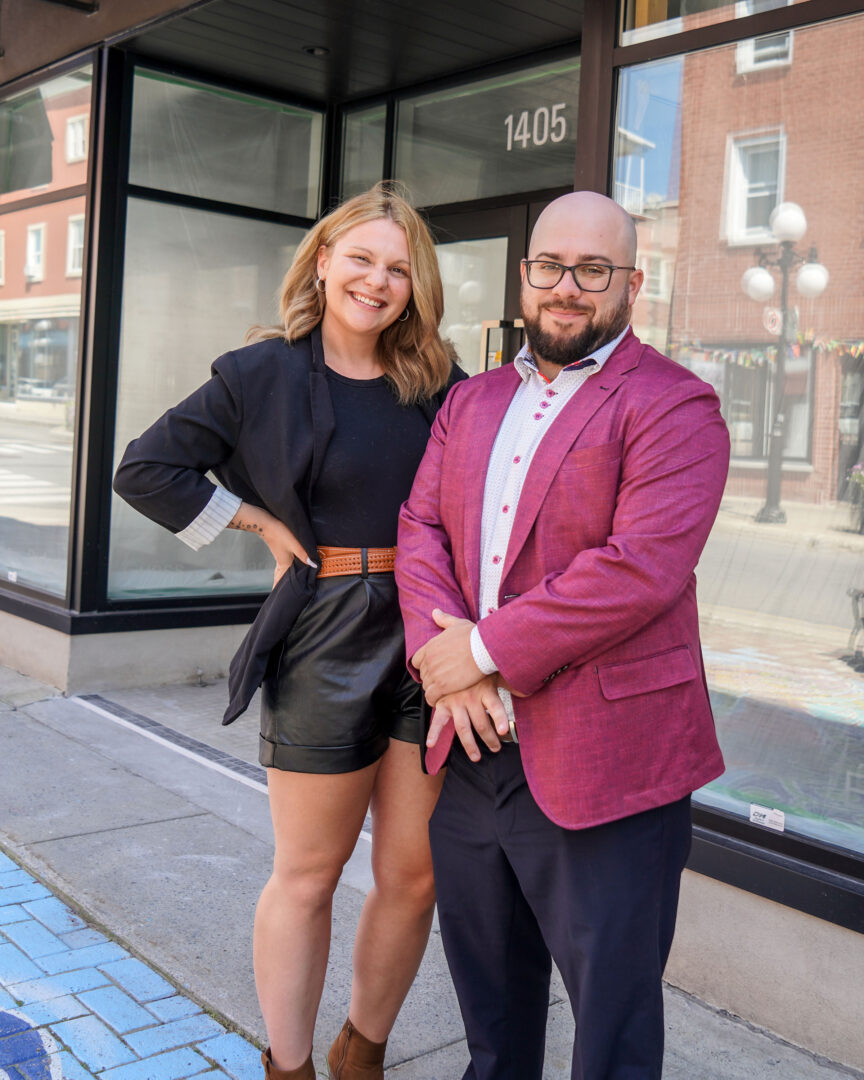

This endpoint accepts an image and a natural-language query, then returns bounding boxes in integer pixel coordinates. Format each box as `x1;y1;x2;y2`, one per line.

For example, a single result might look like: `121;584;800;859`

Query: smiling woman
113;182;465;1080
248;182;453;405
315;218;413;378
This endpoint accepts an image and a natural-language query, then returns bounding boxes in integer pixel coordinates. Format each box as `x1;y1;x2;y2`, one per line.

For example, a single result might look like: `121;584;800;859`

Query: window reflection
129;71;324;218
341;105;387;199
108;200;304;599
614;14;864;856
620;0;802;46
0;66;91;598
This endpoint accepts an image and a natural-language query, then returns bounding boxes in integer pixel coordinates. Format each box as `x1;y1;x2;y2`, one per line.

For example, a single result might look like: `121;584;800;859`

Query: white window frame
640;253;669;300
65;114;88;164
723;129;786;246
66;214;85;277
735;0;794;73
736;30;794;72
0;231;5;287
25;224;46;282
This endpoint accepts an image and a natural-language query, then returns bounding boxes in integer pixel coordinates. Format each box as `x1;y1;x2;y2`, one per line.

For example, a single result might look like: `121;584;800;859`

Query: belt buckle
499;719;518;744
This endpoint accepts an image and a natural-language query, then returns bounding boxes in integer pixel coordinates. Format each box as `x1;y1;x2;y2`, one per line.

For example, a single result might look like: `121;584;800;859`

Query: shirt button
492;555;501;564
546;389;557;397
488;607;496;615
513;455;521;464
533;412;543;420
502;505;509;513
540;400;550;408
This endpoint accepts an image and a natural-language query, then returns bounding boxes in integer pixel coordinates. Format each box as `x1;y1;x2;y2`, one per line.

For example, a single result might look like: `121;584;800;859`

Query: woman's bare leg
348;739;445;1041
255;764;379;1070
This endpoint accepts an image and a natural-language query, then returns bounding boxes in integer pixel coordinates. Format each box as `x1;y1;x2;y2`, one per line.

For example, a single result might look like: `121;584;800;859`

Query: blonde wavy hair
249;182;454;404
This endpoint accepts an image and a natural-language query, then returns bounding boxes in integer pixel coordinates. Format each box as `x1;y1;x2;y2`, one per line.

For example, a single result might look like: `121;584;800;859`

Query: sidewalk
1;663;861;1080
0;855;261;1079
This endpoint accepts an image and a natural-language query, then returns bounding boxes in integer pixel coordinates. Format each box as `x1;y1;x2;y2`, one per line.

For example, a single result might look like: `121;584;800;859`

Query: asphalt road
698;527;864;632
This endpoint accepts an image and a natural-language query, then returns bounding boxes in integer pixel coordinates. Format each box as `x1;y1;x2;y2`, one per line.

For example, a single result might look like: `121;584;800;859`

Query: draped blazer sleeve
114;328;465;724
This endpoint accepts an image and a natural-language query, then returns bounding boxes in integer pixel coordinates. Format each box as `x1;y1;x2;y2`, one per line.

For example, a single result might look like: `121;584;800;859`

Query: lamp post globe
741;265;775;303
769;201;807;243
796;261;829;299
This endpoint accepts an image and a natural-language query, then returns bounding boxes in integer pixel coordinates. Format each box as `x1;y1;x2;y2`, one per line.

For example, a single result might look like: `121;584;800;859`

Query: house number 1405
504;104;567;150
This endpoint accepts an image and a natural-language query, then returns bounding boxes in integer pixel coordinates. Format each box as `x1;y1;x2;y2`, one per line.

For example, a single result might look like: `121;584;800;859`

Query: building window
65;115;88;163
737;30;794;71
394;54;580;207
640;253;669;300
25;224;45;282
724;131;785;244
66;215;84;277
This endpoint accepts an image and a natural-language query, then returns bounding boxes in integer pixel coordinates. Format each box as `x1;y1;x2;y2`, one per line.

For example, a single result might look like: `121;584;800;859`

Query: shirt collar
513;325;630;384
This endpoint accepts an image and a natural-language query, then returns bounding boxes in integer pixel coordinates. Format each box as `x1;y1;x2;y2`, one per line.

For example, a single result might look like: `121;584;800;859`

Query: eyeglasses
522;260;636;293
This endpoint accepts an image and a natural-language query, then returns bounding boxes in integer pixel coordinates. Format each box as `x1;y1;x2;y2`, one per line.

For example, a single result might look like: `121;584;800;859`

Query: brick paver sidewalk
0;851;262;1080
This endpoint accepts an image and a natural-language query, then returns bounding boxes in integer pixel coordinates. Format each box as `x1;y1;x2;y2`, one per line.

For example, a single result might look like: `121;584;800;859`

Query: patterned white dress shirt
469;326;630;733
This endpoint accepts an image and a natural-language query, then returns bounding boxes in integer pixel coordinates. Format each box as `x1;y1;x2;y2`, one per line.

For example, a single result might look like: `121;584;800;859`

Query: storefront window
613;13;864;857
0;65;92;598
395;55;579;207
620;0;805;47
129;70;324;218
341;104;387;199
108;200;305;599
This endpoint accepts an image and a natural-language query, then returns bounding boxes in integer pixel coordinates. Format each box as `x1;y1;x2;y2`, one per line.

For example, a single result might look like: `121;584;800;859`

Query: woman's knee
372;859;437;911
267;858;344;912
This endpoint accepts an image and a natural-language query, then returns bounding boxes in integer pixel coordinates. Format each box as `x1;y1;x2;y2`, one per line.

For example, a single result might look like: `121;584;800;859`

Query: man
395;191;730;1079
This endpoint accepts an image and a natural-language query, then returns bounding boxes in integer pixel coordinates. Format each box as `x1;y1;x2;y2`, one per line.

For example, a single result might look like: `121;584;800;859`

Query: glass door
429;205;527;376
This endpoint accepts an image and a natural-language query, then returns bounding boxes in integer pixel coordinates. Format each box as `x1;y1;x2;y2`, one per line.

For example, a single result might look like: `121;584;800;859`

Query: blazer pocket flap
598;646;696;701
559;438;623;471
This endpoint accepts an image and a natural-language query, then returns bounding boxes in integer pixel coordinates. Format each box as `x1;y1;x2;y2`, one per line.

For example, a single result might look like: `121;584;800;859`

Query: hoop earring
315;276;326;293
397;307;410;322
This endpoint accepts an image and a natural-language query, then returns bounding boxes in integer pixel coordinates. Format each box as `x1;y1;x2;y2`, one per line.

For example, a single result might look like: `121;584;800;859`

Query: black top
311;369;432;547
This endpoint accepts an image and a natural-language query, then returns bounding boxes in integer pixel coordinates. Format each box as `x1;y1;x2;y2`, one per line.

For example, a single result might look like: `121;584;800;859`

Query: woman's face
316;218;413;343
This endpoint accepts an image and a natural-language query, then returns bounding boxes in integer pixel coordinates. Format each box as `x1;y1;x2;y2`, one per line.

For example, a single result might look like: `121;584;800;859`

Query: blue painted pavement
0;852;262;1079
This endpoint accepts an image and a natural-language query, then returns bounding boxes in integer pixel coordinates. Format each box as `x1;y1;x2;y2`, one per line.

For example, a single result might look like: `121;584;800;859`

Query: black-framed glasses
522;259;636;292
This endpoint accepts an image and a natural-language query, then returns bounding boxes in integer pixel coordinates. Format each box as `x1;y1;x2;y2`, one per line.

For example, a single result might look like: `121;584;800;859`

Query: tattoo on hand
228;519;263;534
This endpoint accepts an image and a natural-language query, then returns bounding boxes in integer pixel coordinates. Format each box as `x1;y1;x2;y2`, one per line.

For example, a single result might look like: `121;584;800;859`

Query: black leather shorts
259;572;422;773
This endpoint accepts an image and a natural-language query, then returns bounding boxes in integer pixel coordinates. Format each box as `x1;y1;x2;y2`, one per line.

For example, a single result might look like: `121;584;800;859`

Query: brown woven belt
316;545;397;579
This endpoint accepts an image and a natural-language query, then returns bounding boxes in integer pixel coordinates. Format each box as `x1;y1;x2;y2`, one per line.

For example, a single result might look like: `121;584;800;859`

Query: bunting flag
676;335;864;366
799;331;864;358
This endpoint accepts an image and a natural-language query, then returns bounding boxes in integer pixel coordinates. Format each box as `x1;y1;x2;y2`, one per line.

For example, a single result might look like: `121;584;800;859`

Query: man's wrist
470;625;498;676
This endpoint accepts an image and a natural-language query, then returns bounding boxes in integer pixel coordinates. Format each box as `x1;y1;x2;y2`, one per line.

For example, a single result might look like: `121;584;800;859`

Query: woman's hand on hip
228;501;317;587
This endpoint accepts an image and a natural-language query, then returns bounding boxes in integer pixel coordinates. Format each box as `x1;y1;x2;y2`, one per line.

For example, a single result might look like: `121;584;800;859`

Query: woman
113;183;465;1080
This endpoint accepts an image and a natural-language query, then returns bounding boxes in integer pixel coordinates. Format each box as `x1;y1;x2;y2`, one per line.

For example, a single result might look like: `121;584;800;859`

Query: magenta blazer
396;329;730;830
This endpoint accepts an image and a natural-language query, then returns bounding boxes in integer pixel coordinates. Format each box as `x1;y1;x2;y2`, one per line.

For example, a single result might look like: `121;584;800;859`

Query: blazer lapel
463;366;523;614
502;344;638;580
307;325;335;501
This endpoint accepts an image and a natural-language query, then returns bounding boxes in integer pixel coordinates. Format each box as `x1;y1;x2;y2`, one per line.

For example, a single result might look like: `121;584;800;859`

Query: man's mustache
539;301;593;315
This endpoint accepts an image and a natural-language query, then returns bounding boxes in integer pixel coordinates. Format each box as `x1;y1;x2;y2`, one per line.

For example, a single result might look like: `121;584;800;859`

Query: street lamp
741;202;829;523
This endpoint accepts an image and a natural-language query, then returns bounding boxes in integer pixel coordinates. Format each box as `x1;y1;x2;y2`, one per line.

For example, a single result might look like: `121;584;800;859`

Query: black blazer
114;326;466;724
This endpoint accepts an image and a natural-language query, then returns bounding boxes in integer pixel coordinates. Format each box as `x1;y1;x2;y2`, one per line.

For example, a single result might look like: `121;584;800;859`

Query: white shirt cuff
470;625;498;676
175;486;242;551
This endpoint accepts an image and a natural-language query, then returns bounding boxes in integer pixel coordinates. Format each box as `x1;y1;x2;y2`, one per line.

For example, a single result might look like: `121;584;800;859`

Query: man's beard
521;291;631;368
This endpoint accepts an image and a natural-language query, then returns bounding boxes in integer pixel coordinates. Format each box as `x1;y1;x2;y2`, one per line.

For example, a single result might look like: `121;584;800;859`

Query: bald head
520;191;643;378
529;191;638;266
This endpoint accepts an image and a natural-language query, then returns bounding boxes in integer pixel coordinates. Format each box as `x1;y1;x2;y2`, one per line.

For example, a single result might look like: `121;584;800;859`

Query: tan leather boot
261;1047;316;1079
326;1018;387;1079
